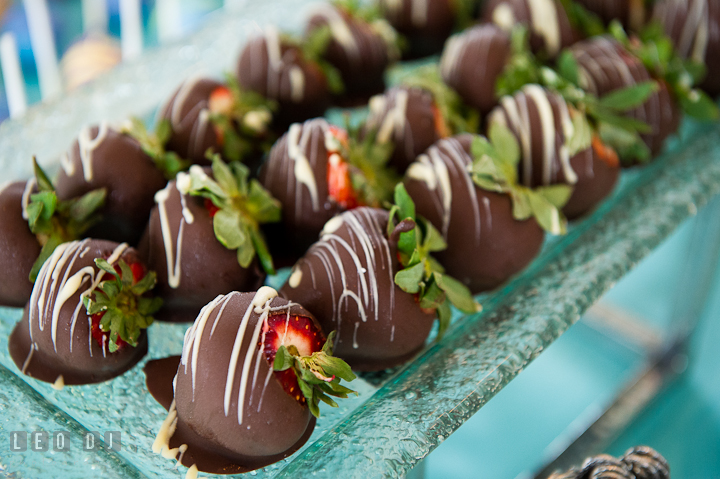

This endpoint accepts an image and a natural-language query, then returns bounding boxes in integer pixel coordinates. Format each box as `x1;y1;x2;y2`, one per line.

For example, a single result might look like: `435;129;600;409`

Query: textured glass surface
0;2;719;477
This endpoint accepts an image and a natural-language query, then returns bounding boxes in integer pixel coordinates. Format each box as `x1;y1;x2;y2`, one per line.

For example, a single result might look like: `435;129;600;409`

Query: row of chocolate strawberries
3;0;718;379
381;0;720;100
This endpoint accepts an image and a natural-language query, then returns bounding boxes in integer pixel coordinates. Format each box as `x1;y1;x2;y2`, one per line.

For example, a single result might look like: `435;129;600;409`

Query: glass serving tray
1;2;720;478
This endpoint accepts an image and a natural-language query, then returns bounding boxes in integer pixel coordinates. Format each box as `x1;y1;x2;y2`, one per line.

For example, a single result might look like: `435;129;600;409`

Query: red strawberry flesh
261;314;325;404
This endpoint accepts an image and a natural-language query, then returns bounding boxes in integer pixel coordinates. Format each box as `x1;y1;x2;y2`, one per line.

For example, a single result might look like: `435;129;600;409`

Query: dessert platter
1;0;720;477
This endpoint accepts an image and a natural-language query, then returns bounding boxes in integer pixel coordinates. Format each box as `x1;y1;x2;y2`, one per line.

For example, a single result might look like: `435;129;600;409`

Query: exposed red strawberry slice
208;85;234;116
591;135;620;168
327;154;359;209
431;103;451;138
204;198;220;217
326;125;349;151
261;314;326;404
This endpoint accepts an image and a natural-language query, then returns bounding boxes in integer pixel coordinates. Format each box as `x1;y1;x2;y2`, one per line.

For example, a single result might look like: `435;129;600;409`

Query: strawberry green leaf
435;273;479;314
421;218;447;253
527;190;567;235
69;189;107;223
121;118;190;180
273;330;356;418
248;226;276;276
395;262;425;294
29;234;63;282
557;50;580;87
30;192;57;222
273;345;295;371
598;81;658;111
535;184;573;209
419;280;445;311
436;299;452;339
32;157;54;192
180;156;281;274
213;209;245;249
83;258;161;351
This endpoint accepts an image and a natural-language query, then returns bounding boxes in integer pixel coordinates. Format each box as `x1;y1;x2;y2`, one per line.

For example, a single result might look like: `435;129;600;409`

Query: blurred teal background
425;218;720;478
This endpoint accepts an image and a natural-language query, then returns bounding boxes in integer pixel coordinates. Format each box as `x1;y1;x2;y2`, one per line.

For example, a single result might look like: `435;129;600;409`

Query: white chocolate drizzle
154;182;194;289
526;0;561;56
28;239;128;361
180;288;280;425
21;177;36;220
489;84;578;187
292;209;395;345
310;6;360;62
411;0;429;27
75;122;110;182
52;375;65;390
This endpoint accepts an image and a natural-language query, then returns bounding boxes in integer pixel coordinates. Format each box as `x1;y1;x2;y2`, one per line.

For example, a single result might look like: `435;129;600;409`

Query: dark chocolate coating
0;181;40;307
440;24;512;115
569;36;681;157
488;85;578;187
8;239;148;385
379;0;455;58
564;146;619;219
305;6;394;102
577;0;649;31
488;85;620;216
260;118;343;263
138;178;265;322
403;135;545;293
158;77;224;164
280;207;436;370
365;86;441;173
482;0;575;58
653;0;720;97
173;292;314;464
55;124;167;245
237;29;331;129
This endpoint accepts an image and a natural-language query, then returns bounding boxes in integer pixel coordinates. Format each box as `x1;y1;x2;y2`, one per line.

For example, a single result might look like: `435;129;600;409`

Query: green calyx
388;184;480;338
470;123;572;235
177;154;281;275
497;26;658;164
398;64;480;135
608;20;719;122
122;117;191;180
27;158;107;282
273;331;357;418
209;75;277;163
558;0;607;38
300;26;345;95
450;0;480;31
83;258;161;353
344;125;399;207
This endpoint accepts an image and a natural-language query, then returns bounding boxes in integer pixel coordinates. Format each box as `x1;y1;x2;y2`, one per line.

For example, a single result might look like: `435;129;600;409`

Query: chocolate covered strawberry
150;289;355;474
0;159;106;308
56;123;167;244
364;67;478;173
9;239;160;385
653;0;720;97
378;0;470;58
140;156;278;322
281;200;478;370
441;24;513;115
261;118;396;264
236;26;340;129
305;2;401;103
482;0;576;58
404;129;566;293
